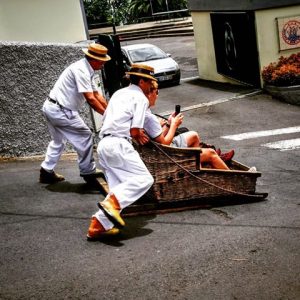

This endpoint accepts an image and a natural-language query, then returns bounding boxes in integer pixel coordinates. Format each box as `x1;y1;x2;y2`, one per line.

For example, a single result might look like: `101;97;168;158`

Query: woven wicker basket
134;142;261;202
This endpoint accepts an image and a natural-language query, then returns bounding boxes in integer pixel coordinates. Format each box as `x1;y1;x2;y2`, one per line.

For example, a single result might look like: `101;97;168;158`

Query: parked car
121;43;181;85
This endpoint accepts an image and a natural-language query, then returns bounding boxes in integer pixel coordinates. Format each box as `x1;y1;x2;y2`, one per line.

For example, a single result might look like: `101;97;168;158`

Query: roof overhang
188;0;300;11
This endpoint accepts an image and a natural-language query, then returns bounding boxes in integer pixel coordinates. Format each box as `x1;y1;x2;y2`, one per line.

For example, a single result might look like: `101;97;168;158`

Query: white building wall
0;0;87;43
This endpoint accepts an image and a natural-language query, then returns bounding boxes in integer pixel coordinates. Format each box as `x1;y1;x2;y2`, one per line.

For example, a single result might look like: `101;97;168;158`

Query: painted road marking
221;126;300;141
160;90;262;117
262;138;300;151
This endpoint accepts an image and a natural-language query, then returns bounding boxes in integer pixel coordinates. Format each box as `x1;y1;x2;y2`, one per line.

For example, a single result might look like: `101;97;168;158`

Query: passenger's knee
204;148;218;163
208;148;216;155
187;131;200;146
191;131;199;138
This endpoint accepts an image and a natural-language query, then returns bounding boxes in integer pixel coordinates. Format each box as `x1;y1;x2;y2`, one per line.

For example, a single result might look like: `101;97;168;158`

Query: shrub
262;52;300;86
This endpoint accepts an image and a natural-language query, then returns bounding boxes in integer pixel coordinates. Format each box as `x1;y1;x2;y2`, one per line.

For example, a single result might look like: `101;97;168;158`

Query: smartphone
175;105;181;116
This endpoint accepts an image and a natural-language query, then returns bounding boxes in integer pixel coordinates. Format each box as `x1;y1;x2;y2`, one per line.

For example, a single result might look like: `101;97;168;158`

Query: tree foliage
127;0;188;23
83;0;188;27
83;0;130;26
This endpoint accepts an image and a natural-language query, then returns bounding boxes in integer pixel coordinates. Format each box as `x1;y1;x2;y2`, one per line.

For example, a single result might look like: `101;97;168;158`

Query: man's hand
83;91;107;115
130;128;149;145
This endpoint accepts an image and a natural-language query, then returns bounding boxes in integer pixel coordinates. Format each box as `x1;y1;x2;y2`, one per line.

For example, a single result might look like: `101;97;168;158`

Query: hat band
88;49;107;58
130;67;154;77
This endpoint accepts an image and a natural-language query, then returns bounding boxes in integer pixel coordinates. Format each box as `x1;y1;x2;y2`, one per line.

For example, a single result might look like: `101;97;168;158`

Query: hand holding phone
175;105;181;116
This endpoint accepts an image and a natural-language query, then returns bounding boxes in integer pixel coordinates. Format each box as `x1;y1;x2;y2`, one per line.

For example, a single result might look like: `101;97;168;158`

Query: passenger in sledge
143;81;233;170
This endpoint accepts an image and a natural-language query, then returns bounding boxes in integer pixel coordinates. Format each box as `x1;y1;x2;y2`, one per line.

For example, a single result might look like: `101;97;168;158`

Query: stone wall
0;42;94;158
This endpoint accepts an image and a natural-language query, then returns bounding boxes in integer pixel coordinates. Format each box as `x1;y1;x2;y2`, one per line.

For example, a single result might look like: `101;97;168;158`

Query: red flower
262;52;300;86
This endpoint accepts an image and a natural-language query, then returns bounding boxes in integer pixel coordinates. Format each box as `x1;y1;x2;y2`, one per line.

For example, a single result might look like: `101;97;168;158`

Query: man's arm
158;118;169;137
154;114;183;145
83;91;107;115
154;123;177;145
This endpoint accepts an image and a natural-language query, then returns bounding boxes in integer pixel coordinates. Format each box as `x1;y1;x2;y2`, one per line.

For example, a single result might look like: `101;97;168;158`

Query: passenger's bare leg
185;131;201;147
200;148;229;170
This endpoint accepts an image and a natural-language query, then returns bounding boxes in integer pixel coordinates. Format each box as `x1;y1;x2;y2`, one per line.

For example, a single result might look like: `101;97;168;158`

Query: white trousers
41;100;96;175
94;136;154;230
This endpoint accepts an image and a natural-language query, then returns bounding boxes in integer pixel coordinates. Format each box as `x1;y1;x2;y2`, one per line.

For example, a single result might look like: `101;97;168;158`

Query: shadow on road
45;181;105;195
87;215;156;247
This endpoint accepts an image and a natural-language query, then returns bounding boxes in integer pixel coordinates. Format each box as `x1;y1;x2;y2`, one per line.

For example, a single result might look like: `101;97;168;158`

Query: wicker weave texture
135;142;259;201
152;171;258;201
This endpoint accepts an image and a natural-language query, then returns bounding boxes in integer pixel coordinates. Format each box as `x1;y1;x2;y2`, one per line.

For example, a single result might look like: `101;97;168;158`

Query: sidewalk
89;16;192;34
89;17;193;40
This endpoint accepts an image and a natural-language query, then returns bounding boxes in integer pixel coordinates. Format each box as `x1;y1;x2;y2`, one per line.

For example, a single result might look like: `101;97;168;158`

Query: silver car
121;43;181;85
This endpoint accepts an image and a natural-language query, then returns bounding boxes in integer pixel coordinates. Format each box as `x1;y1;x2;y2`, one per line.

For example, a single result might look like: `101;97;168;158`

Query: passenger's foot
248;166;257;172
87;217;119;241
220;150;235;162
39;167;65;184
98;196;125;228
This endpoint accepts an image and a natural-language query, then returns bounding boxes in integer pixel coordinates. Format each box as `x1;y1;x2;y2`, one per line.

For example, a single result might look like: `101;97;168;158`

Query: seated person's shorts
171;133;188;148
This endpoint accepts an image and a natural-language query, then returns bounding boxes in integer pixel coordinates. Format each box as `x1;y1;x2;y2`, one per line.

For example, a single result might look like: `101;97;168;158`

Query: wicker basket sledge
134;141;267;202
96;141;268;216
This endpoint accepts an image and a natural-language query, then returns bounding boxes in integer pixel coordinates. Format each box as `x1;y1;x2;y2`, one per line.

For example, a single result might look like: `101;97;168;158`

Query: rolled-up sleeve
144;110;163;139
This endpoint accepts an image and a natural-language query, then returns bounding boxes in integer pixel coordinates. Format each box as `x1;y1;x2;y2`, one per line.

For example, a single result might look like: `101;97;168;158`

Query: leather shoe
98;200;125;228
39;167;65;184
220;150;235;162
81;168;105;182
87;217;119;241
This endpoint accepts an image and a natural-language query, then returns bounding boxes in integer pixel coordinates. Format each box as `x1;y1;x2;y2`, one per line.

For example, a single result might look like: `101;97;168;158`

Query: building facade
188;0;300;87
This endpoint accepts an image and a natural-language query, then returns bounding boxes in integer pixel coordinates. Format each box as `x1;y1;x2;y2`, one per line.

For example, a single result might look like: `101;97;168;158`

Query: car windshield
128;46;167;63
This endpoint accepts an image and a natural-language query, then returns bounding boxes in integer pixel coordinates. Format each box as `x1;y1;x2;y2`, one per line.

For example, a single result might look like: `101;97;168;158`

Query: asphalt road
0;37;299;300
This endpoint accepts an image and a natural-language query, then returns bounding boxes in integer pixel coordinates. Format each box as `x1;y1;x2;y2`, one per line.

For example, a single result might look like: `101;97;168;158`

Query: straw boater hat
82;44;111;62
126;64;157;81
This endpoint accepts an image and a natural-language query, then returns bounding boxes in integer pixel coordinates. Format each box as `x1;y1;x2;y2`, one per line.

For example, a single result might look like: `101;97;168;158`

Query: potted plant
262;52;300;105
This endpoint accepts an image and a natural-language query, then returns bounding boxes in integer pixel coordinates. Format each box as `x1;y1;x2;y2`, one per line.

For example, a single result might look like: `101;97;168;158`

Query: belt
102;134;131;142
48;97;64;109
48;97;68;110
48;98;59;105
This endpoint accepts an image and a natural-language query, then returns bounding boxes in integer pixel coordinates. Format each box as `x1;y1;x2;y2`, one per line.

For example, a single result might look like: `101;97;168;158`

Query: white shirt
100;85;149;139
49;58;98;111
143;109;162;139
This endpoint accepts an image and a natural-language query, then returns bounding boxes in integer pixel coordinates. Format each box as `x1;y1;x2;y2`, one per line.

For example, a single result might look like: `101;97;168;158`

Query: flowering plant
262;52;300;86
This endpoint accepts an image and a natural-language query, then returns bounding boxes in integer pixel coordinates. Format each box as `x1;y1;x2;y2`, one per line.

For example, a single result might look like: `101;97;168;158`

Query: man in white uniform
87;64;156;240
40;43;110;184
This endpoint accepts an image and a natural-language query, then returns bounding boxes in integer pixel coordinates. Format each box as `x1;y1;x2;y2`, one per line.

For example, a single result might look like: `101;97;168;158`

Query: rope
149;140;262;199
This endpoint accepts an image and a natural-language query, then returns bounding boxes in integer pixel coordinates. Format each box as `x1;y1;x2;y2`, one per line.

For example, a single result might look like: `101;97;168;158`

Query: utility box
97;34;125;97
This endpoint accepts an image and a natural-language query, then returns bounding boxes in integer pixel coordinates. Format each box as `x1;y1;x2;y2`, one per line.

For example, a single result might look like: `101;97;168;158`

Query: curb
0;152;78;163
